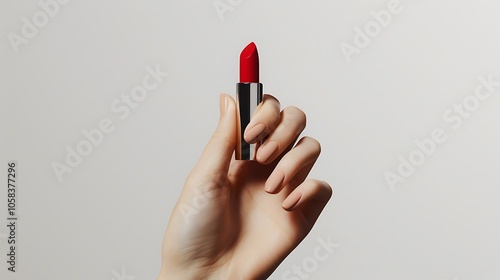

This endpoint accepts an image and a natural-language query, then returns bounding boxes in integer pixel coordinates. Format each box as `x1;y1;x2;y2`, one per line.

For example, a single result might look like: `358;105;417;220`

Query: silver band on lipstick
236;82;263;160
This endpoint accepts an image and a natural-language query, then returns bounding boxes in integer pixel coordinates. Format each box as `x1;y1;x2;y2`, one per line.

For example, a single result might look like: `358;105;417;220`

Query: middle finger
256;106;307;164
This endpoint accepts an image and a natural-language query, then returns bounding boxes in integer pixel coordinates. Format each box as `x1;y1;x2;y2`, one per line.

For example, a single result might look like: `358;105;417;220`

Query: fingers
282;179;333;222
189;94;236;180
256;106;307;164
264;136;321;194
244;94;280;144
263;134;331;223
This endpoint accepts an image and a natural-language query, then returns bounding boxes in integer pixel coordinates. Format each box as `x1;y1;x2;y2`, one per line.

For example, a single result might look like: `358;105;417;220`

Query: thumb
189;94;237;179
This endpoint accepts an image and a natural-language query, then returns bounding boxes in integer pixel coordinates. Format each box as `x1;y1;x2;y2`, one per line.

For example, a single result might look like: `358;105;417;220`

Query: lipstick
236;42;263;160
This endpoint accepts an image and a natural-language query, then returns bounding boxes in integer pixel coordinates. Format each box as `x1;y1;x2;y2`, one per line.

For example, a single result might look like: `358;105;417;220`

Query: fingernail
257;141;278;163
282;190;302;210
245;123;265;143
265;170;285;193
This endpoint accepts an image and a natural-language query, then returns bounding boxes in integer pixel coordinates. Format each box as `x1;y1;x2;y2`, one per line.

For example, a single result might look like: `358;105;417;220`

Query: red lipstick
236;42;263;160
240;42;259;83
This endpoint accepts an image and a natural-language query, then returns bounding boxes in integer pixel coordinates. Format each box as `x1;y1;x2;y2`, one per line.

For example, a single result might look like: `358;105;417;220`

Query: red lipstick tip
239;42;259;83
241;42;257;59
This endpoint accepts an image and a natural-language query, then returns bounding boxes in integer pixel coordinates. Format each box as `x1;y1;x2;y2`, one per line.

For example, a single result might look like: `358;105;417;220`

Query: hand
158;94;332;280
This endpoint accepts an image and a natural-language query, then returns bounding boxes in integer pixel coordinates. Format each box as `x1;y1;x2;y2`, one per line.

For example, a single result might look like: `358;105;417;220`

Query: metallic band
236;82;263;160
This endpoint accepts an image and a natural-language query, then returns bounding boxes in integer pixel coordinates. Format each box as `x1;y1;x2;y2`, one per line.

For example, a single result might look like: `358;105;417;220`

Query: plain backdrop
1;0;500;279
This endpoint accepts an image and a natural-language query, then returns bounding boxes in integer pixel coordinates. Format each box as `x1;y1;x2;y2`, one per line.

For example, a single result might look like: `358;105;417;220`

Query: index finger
243;94;281;144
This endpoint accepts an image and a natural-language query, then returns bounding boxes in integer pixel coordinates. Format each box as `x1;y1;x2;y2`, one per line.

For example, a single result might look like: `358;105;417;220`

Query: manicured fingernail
257;141;278;163
265;170;285;193
282;190;302;210
245;123;265;143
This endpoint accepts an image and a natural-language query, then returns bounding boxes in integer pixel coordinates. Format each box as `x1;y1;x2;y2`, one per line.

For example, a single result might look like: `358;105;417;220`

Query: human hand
158;94;332;280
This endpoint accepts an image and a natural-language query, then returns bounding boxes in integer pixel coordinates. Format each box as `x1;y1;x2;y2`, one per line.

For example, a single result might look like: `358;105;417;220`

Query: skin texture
158;94;332;280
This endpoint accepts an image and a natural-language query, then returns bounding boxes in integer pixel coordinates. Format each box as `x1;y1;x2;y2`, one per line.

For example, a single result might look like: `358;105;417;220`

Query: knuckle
264;94;280;107
309;179;333;199
302;136;321;156
322;180;333;197
284;106;307;129
259;97;281;131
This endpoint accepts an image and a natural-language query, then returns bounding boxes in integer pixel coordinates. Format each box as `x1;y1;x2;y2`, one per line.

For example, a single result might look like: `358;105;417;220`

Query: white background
1;0;500;279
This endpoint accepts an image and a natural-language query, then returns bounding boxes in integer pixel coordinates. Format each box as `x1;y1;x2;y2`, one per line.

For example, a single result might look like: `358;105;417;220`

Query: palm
173;159;312;279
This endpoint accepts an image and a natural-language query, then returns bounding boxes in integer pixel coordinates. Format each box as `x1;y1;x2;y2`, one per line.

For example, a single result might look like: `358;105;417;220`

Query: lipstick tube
236;82;263;160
